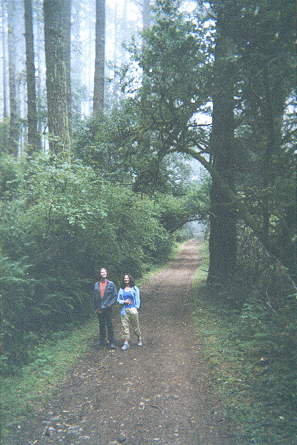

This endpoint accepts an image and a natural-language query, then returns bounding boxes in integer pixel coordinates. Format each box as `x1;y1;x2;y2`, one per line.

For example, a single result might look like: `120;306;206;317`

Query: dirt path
10;239;235;445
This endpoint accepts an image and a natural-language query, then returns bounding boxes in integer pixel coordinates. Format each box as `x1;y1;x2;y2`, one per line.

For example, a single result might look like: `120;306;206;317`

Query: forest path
10;239;235;445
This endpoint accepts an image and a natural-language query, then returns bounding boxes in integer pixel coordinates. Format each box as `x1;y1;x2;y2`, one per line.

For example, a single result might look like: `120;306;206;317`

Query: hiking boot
121;342;130;350
137;337;142;346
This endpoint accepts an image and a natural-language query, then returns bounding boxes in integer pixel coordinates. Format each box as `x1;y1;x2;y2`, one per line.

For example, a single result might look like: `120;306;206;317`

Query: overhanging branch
183;146;294;273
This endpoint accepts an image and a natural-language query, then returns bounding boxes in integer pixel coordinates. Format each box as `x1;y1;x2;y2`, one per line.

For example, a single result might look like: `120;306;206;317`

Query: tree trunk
72;0;82;122
35;2;44;149
121;0;128;65
43;0;71;158
207;7;237;286
24;0;41;154
7;0;20;156
93;0;105;117
64;0;72;138
1;0;8;150
142;0;150;29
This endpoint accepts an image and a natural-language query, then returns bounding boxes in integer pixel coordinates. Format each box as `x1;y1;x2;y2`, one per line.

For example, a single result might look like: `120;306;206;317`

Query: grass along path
1;321;99;434
1;241;186;437
191;241;297;445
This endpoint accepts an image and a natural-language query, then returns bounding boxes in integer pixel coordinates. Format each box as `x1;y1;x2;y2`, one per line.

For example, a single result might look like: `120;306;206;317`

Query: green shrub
0;154;175;372
192;240;297;445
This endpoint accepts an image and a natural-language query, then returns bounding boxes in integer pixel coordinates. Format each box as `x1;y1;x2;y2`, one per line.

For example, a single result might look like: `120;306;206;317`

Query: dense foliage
193;240;297;444
0;151;203;373
122;0;296;283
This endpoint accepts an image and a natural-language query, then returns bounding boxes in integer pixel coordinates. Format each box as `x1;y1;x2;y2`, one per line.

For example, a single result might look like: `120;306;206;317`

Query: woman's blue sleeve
134;287;140;309
117;289;124;304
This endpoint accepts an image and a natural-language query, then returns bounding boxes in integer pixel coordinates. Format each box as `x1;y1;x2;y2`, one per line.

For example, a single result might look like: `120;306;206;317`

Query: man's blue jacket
93;280;117;311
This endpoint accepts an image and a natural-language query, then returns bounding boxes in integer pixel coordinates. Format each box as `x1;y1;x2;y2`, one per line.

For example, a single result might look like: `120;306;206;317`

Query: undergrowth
2;238;296;444
0;240;186;439
192;240;297;445
0;320;98;438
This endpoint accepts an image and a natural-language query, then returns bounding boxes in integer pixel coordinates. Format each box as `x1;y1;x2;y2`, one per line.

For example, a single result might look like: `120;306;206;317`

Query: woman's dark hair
121;273;135;289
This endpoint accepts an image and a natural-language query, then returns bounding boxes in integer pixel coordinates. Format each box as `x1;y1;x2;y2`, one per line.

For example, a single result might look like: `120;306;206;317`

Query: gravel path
8;239;235;445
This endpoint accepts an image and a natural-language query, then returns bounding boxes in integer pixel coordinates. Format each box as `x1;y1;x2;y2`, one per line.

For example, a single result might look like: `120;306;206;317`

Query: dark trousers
97;307;114;343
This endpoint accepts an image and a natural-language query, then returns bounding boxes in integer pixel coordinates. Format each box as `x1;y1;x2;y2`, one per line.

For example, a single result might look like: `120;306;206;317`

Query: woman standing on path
117;274;142;350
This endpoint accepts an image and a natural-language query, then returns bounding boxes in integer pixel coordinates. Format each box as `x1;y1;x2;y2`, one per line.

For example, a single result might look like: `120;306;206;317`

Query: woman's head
121;273;135;288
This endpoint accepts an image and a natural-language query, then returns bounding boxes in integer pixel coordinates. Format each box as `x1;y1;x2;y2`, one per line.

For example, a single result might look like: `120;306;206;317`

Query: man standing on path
93;267;117;349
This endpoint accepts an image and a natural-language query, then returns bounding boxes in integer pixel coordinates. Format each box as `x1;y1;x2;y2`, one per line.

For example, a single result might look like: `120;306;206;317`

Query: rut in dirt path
9;239;235;445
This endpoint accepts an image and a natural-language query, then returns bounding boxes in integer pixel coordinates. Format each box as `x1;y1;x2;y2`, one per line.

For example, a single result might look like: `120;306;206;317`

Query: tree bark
207;7;237;286
64;0;72;138
72;0;82;122
24;0;41;154
184;145;297;283
93;0;105;117
43;0;71;158
1;0;9;150
7;0;20;156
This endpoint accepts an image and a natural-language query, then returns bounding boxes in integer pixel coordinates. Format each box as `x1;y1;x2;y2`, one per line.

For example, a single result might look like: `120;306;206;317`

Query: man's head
100;268;107;280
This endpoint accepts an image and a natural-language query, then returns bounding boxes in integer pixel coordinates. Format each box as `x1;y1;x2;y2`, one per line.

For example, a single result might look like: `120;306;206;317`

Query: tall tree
123;0;296;282
201;0;296;281
233;0;297;279
7;0;20;156
34;0;45;144
43;0;71;157
142;0;150;29
1;0;9;150
133;0;151;29
93;0;105;117
24;0;41;154
207;1;237;285
120;0;128;65
64;0;72;137
72;0;83;123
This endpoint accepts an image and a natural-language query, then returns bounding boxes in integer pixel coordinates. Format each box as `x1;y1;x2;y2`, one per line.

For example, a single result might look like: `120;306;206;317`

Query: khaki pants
121;308;141;341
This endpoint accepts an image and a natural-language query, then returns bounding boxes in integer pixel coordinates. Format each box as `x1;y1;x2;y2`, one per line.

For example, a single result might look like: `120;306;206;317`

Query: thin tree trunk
7;0;19;156
72;0;82;122
24;0;41;154
121;0;127;65
35;2;44;149
142;0;150;29
1;0;8;150
93;0;105;117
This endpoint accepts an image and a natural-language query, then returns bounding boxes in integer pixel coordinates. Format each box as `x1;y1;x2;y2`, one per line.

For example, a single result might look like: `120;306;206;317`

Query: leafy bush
0;256;33;373
0;154;175;373
192;239;297;444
